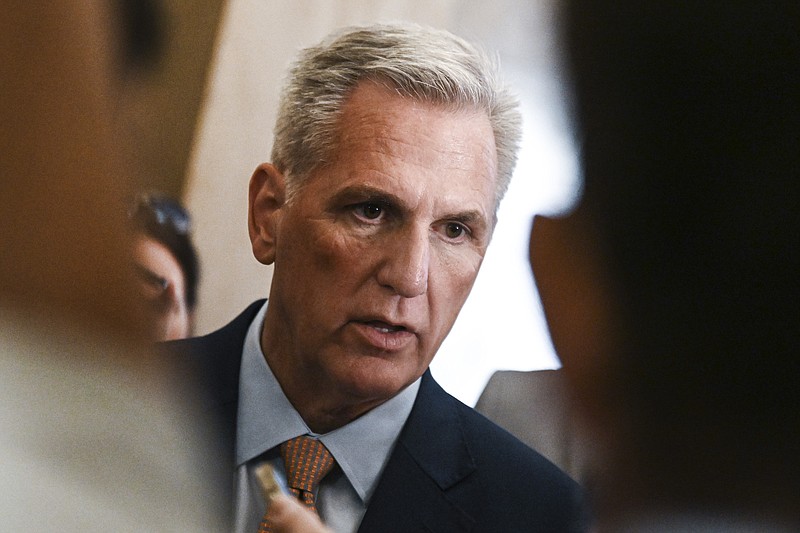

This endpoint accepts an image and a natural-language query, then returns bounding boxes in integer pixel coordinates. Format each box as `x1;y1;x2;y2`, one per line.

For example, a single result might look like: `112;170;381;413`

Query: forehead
309;82;498;212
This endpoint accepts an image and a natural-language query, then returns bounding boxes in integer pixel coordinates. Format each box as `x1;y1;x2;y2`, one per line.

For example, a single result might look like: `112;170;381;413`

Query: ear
248;163;286;265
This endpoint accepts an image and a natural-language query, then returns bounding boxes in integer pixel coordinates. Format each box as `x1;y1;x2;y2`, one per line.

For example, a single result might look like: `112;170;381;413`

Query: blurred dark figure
531;2;800;530
129;192;200;341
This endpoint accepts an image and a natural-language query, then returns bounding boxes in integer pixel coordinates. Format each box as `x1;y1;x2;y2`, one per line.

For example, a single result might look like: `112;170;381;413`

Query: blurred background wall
137;0;579;405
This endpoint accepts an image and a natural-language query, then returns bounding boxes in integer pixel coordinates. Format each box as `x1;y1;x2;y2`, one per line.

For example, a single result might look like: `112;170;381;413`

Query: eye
354;203;383;221
444;222;467;240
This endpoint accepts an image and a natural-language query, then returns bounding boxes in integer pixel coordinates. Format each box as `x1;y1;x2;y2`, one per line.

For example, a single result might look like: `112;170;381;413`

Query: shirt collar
236;301;420;503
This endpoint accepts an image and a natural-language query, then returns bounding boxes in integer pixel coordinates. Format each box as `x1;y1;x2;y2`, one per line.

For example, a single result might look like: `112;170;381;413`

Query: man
169;23;585;533
129;192;200;341
530;2;800;530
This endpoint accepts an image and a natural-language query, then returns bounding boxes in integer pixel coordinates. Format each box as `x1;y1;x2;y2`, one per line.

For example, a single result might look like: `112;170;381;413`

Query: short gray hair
270;22;522;210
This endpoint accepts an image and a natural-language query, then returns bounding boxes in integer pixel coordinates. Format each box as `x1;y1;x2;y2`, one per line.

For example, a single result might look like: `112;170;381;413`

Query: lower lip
349;322;416;351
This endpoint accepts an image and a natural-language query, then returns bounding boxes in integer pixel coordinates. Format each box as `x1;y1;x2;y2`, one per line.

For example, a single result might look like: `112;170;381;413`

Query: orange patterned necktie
257;436;336;532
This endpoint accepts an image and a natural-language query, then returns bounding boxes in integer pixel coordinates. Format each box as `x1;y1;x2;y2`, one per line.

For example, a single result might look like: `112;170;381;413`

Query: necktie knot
257;436;335;532
280;435;335;505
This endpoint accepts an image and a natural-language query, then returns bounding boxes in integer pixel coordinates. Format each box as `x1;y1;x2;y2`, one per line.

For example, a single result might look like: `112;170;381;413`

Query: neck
259;314;385;434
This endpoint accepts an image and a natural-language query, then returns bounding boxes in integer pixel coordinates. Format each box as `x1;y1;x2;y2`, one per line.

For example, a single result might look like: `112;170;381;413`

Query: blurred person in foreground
166;22;587;533
0;0;226;530
530;2;800;531
129;192;200;341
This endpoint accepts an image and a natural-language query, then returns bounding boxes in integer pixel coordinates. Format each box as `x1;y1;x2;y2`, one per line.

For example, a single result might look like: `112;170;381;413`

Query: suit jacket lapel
358;371;479;532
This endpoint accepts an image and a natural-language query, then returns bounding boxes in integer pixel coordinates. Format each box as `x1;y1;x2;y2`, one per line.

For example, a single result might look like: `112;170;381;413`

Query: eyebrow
328;185;404;211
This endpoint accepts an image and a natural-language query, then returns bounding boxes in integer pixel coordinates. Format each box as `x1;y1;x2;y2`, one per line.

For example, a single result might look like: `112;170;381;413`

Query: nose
376;226;430;297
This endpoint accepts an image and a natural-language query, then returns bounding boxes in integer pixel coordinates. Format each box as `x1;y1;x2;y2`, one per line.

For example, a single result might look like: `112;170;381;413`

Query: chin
335;363;422;403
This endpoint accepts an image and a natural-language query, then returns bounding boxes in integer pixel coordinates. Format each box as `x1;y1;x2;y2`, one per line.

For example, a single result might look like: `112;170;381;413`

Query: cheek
308;224;384;278
429;249;483;321
438;245;483;289
309;231;355;276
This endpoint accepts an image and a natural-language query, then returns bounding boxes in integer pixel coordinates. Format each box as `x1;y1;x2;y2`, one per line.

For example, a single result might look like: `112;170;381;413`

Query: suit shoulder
158;300;265;360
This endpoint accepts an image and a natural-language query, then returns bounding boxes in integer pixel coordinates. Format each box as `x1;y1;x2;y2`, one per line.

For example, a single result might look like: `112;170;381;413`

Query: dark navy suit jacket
165;301;589;532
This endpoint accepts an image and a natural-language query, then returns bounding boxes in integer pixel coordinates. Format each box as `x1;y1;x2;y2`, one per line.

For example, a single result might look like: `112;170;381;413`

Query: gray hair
270;22;522;210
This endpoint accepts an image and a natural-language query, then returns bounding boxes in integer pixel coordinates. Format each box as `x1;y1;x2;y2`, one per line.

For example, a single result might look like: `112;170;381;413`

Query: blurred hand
267;494;333;533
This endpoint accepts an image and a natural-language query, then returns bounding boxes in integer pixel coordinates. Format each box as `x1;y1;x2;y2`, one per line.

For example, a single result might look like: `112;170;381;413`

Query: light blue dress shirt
233;302;420;533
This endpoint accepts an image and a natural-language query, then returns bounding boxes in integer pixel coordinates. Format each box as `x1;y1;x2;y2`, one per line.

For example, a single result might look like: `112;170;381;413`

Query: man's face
262;82;498;409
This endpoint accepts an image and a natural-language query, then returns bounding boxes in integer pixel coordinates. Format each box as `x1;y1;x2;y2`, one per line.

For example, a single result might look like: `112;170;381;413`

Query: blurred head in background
129;192;199;341
532;1;800;528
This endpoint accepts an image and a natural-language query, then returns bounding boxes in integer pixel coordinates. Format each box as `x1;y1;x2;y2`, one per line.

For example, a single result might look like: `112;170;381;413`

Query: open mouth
350;319;415;351
362;320;407;334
